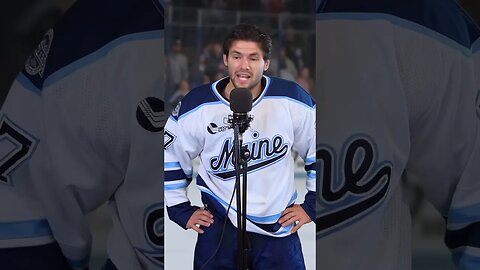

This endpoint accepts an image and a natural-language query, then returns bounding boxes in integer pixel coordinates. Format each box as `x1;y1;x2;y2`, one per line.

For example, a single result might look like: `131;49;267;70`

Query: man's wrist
167;202;200;229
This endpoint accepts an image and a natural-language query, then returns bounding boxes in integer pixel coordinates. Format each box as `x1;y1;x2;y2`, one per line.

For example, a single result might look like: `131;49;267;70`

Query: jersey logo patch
316;135;392;238
164;129;175;150
207;122;231;134
25;29;53;78
0;115;38;186
136;97;165;132
209;134;288;180
138;203;164;267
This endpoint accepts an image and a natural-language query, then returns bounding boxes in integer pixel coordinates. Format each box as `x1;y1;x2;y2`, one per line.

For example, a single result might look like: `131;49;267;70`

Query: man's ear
223;54;228;66
264;59;270;71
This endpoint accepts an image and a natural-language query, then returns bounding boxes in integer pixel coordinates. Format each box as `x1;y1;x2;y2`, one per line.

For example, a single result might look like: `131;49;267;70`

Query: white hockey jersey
0;0;164;269
164;76;316;238
316;0;480;269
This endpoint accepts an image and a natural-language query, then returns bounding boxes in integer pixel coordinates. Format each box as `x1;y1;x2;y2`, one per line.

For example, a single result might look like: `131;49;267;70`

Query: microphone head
230;88;252;113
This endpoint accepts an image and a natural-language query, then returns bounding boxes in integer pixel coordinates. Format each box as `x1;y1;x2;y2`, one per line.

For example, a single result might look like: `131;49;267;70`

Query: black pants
103;258;118;270
193;213;306;270
0;242;76;270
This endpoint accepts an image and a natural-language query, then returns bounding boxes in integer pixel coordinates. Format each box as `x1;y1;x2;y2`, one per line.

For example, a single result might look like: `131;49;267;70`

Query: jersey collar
211;75;271;108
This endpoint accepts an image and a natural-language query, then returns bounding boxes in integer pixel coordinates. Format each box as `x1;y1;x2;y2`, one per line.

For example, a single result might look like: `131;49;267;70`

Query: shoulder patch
24;29;54;78
136;97;165;132
172;101;181;118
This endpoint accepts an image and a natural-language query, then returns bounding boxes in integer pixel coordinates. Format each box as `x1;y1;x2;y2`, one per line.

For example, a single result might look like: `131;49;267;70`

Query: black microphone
229;88;253;134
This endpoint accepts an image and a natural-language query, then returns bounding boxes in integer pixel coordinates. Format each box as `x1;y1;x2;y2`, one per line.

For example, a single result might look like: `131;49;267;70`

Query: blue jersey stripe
451;251;480;269
165;169;189;182
317;12;472;56
264;77;315;108
174;84;221;119
164;161;181;170
197;176;298;224
0;219;52;240
66;255;90;269
43;30;163;88
445;221;480;249
164;182;189;190
23;0;164;90
17;73;42;96
449;203;480;224
305;157;316;165
317;0;480;50
472;37;480;53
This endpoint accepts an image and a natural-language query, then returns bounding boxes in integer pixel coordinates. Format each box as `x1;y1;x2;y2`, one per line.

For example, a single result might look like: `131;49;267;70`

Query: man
164;23;316;269
168;39;189;90
316;0;480;269
0;0;164;269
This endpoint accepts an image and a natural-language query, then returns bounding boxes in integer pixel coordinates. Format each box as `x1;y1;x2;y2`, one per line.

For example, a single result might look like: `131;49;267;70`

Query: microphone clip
227;113;253;134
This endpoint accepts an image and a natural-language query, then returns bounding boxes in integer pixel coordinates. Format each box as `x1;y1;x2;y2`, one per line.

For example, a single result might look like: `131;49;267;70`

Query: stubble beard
230;76;261;92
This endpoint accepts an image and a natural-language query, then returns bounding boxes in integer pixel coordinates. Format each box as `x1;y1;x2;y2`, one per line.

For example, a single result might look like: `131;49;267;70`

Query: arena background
0;0;479;269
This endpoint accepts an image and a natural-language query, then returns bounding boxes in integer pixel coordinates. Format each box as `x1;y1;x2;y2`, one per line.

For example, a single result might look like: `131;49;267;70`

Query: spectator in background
169;79;191;108
269;47;298;81
296;67;313;93
202;42;226;81
169;39;189;89
265;0;287;28
284;27;306;71
266;0;287;13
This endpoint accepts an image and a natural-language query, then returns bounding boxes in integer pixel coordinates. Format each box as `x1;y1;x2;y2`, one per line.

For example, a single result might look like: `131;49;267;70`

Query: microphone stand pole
241;143;249;270
233;124;250;270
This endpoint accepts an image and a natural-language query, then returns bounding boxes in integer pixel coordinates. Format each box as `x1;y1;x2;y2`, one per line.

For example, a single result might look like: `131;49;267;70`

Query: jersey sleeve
0;74;56;249
164;110;202;229
441;50;480;269
393;19;480;269
290;89;316;221
444;120;480;269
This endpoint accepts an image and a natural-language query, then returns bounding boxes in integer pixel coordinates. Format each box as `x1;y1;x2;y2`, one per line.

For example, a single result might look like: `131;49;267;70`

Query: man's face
223;40;270;91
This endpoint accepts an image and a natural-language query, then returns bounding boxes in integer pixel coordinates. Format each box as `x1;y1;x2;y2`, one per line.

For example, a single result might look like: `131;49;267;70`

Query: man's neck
223;79;263;100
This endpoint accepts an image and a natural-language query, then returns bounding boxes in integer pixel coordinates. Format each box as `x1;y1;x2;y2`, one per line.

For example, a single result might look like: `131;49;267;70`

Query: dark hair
223;23;272;60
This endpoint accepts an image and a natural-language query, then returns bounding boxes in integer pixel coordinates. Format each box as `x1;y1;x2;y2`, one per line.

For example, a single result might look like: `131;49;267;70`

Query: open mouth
236;73;251;82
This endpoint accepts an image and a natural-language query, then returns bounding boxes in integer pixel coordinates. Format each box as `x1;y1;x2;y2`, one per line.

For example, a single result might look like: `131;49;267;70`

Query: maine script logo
316;135;392;238
209;134;289;180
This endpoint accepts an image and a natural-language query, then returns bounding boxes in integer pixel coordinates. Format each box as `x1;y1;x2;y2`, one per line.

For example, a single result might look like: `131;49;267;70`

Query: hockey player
0;0;164;269
164;23;316;269
316;0;480;269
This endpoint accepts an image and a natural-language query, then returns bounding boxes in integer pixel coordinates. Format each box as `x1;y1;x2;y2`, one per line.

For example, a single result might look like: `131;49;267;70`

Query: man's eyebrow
231;50;261;57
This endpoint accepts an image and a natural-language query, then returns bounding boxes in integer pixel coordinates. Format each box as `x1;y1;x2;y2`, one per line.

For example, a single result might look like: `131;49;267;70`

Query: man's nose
240;58;250;70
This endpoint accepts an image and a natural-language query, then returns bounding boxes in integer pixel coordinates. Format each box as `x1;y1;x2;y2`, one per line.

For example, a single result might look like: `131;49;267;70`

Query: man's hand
278;204;312;234
186;207;214;234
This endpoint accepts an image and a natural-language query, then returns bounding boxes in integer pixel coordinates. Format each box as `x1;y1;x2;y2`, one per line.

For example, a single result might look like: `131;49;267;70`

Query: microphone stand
232;120;251;270
228;87;253;270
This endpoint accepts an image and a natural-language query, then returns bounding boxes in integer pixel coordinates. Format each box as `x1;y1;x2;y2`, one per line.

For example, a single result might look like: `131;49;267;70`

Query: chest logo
209;134;289;180
316;135;392;238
